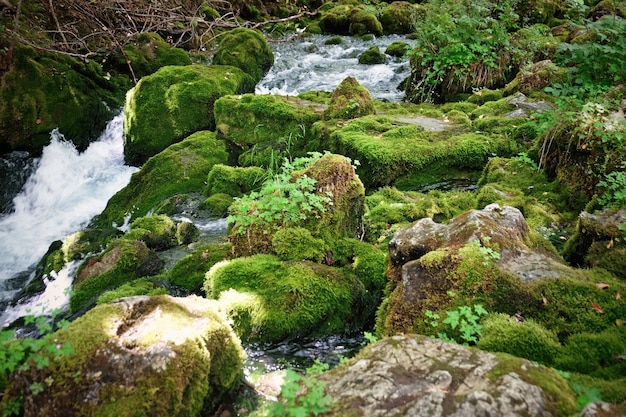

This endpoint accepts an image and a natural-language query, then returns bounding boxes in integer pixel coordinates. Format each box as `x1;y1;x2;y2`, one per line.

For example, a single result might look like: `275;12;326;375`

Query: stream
0;33;412;409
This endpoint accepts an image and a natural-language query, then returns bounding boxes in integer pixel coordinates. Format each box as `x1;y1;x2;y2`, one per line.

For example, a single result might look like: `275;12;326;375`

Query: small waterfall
0;113;137;319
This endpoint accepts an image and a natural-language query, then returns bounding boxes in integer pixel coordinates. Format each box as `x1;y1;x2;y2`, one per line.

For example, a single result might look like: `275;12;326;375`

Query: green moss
324;36;344;45
199;193;234;217
322;77;375;121
566;373;626;404
124;214;177;250
467;89;503;105
168;243;231;293
97;276;169;304
348;9;383;36
384;41;411;58
555;327;626;379
204;255;368;342
325;115;516;189
271;227;328;263
0;45;124;153
94;131;228;228
525;272;626;341
123;65;254;165
477;313;562;365
70;240;162;313
214;94;321;165
205;164;265;197
358;46;386;65
364;187;476;242
319;5;353;35
211;27;274;84
379;1;423;35
476;157;578;230
121;32;191;79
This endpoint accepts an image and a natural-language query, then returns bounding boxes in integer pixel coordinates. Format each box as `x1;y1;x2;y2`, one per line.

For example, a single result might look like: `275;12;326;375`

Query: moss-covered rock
199;193;234;217
123;65;254;166
384;40;411;58
176;221;200;245
322;76;375;121
168;243;231;293
555;327;626;380
2;295;245;417
124;214;177;250
96;276;169;304
211;27;274;84
319;5;382;36
562;208;626;278
205;164;265;197
313;335;577;417
121;32;192;79
379;1;422;35
71;239;163;313
228;153;365;256
94;130;228;229
587;0;626;20
0;45;124;153
503;60;566;96
203;254;372;342
214;94;322;166
358;46;386;65
377;204;626;357
323;115;516;189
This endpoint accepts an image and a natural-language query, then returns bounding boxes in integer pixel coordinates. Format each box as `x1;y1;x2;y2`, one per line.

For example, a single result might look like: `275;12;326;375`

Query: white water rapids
0;113;137;324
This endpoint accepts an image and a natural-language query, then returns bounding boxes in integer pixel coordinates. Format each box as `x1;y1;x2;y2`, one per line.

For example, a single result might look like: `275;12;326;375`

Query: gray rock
318;335;575;417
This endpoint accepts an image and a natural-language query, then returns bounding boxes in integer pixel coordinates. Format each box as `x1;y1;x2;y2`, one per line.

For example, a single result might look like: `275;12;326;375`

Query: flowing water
257;34;411;101
0;113;138;325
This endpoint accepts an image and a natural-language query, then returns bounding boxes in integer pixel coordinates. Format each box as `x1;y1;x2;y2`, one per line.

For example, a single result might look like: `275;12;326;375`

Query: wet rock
317;335;576;416
2;295;245;417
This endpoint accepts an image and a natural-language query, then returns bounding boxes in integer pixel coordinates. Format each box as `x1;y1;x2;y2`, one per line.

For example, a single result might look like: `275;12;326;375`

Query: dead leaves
591;302;604;314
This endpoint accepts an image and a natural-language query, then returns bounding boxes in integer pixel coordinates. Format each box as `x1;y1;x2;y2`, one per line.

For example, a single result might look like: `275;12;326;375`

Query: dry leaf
617;291;622;301
591;302;604;314
542;295;548;305
607;238;614;249
596;282;609;289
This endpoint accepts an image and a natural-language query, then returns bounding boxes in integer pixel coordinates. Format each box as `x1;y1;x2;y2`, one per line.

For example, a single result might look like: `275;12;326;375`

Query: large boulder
120;32;192;79
123;64;254;166
378;204;626;346
314;335;577;416
0;45;123;154
2;295;245;417
211;27;274;84
319;5;383;36
203;254;380;343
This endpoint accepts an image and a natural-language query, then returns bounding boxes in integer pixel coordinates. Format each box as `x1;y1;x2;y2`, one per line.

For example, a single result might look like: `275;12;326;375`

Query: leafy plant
512;152;538;170
477;237;501;265
362;331;378;346
267;369;333;417
1;310;75;415
407;0;519;102
425;303;489;345
227;153;333;236
597;171;626;208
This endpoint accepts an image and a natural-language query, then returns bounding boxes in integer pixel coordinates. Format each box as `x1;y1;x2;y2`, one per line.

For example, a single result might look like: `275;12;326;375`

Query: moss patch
211;27;274;84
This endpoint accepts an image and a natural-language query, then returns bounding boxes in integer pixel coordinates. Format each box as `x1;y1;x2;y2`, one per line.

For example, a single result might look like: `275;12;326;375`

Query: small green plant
512;152;538;170
597;171;626;209
477;237;501;265
362;331;378;346
306;359;330;376
425;303;489;345
227;153;333;236
1;310;75;415
267;369;333;417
